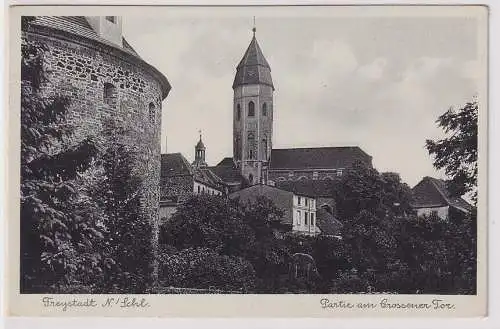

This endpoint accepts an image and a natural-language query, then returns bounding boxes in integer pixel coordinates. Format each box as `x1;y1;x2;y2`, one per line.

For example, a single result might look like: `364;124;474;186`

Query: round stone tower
232;27;274;185
23;16;171;274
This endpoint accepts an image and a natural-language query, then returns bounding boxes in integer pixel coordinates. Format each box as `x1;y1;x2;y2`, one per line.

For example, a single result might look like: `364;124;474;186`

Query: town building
411;176;473;220
229;185;319;236
24;16;171;245
160;140;225;221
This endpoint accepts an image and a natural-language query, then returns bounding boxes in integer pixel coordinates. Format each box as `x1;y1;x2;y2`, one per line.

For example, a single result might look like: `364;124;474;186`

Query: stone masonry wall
27;31;165;278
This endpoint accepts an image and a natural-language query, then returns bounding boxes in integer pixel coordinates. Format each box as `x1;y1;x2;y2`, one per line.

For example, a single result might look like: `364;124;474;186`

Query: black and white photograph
5;3;489;318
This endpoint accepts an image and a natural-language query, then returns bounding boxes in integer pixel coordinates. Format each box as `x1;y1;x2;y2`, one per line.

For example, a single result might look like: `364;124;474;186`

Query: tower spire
252;16;256;36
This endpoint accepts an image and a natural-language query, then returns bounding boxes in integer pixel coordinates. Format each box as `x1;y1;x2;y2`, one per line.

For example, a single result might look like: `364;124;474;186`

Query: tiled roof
194;168;224;190
270;147;372;170
229;184;294;224
276;180;336;198
411;176;473;212
29;16;140;57
208;164;243;184
216;157;235;167
232;35;274;90
161;153;193;177
316;208;343;236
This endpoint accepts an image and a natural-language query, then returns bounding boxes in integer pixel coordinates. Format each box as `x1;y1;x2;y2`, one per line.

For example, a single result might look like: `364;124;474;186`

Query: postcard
5;4;488;318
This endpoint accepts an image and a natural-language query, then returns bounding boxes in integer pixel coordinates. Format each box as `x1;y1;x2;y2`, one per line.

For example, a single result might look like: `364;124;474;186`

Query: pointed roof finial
198;129;202;141
252;16;256;35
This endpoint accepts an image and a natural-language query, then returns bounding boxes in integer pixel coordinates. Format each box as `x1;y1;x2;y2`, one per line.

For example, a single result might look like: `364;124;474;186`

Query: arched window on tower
149;102;156;122
262;103;267;116
248;132;255;159
236;104;241;121
248;101;255;117
103;83;116;105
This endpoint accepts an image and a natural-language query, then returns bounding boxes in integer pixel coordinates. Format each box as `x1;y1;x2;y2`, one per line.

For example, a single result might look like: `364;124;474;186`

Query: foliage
92;117;155;293
159;248;255;291
333;161;413;222
160;195;288;292
426;98;478;203
20;32;103;292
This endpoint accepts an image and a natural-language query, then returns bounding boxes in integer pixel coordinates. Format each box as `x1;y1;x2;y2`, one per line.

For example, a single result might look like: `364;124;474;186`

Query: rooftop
270;146;372;170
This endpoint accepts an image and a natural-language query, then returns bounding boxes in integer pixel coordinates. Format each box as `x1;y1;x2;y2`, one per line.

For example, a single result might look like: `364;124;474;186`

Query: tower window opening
103;83;116;105
262;103;267;116
149;102;156;122
248;132;255;159
236;104;241;121
106;16;116;23
248;101;255;117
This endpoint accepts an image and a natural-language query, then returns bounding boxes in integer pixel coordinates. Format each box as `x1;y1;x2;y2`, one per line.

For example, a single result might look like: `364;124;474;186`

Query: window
103;83;116;105
248;101;255;117
248;132;255;159
430;210;438;218
236;104;241;121
313;171;319;180
149;102;156;122
311;213;315;226
262;136;268;159
106;16;116;23
296;211;301;225
262;103;267;116
337;169;343;177
197;185;200;194
249;174;253;184
298;197;301;205
305;212;309;225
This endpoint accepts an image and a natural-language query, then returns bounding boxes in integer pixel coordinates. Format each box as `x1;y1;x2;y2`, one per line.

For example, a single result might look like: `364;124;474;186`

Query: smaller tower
192;130;207;168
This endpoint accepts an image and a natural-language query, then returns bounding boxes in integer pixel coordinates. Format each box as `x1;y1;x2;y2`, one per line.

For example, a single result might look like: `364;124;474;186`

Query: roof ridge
427;177;451;205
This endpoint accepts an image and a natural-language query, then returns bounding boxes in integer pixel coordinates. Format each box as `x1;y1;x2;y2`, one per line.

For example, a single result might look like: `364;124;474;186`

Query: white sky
122;8;481;187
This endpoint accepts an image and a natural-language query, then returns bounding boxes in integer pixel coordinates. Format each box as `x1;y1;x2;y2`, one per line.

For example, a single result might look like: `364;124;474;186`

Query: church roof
161;153;193;177
195;139;205;150
232;35;274;90
276;180;337;198
411;176;472;213
270;147;372;170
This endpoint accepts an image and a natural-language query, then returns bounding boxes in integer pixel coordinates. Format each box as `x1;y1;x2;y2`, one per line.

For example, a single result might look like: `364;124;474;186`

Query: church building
160;25;373;232
209;27;373;190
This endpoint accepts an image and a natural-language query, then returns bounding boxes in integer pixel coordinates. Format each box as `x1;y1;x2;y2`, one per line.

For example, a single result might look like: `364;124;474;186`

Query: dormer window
106;16;116;23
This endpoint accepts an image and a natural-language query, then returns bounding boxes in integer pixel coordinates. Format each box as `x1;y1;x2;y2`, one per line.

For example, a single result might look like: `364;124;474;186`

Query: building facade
411;176;473;221
230;185;319;236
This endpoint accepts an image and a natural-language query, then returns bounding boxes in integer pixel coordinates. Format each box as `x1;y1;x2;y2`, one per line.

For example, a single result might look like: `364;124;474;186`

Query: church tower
232;24;274;185
192;131;207;168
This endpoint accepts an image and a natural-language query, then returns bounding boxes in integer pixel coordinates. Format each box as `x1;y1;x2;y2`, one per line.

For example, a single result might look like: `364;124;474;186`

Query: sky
122;7;482;187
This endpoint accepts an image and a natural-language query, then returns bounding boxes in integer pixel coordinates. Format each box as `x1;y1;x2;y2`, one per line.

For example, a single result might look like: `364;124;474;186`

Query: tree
159;248;256;291
20;27;103;292
93;117;155;293
333;161;413;222
160;195;289;292
426;98;478;203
